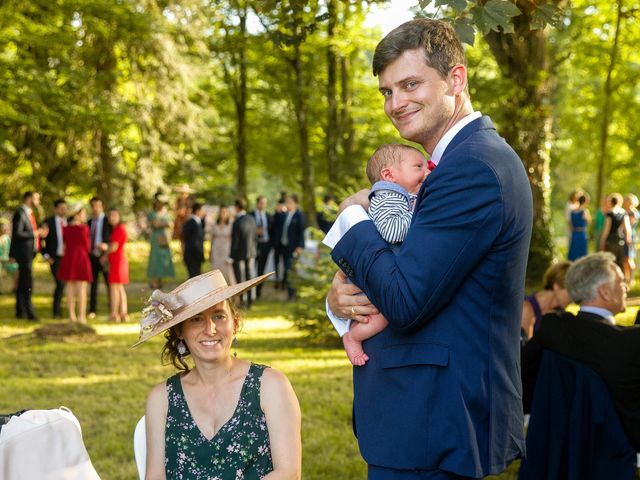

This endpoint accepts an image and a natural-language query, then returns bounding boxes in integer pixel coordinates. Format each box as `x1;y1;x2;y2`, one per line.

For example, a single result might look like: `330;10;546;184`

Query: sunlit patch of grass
1;241;636;479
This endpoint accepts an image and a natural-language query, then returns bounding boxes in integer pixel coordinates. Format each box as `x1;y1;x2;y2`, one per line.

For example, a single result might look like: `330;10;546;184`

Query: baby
341;143;430;365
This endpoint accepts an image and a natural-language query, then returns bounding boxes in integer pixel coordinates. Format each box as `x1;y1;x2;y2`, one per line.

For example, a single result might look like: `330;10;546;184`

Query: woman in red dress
107;208;129;322
57;203;93;323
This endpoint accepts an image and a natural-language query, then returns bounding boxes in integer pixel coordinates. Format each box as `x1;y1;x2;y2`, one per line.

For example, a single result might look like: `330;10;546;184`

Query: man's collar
430;111;482;166
579;306;616;325
21;204;32;214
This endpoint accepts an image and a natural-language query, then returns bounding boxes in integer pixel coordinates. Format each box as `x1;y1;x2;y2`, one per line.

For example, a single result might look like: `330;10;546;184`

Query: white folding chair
133;416;146;480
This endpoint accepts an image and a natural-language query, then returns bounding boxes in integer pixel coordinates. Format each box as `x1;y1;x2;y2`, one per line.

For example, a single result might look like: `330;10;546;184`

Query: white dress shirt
55;216;66;256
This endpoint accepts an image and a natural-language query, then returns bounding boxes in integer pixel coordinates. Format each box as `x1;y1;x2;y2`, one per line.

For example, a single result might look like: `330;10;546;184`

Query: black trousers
49;256;65;317
15;259;35;318
90;254;110;314
233;258;255;307
273;244;286;285
255;242;271;298
282;250;296;300
185;259;202;279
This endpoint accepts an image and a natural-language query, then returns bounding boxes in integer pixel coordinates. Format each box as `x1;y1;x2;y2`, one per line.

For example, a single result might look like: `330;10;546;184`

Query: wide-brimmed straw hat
68;201;86;217
132;269;272;347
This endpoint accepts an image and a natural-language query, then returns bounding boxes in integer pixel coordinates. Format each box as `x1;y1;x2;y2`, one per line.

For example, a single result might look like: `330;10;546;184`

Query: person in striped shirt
341;143;430;365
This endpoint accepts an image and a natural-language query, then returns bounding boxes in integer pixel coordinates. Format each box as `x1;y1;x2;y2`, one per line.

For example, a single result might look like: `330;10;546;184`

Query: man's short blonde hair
366;144;422;185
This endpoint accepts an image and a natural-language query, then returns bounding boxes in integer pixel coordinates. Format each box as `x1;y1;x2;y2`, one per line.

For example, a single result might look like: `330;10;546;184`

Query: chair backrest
133;416;146;480
519;350;636;480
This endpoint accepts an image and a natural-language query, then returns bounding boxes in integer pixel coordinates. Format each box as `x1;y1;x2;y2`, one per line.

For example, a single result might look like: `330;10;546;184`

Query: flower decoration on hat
140;290;184;335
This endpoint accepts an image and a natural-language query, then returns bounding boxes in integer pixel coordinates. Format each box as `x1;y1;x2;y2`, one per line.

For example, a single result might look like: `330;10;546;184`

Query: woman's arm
145;382;168;480
261;369;301;480
520;301;534;340
108;242;119;254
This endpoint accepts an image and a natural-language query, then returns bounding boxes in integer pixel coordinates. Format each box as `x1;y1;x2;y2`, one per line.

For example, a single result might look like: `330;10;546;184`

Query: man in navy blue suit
325;19;533;479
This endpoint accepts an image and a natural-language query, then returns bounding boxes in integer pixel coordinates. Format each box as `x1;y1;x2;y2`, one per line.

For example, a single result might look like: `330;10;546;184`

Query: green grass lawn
0;241;637;479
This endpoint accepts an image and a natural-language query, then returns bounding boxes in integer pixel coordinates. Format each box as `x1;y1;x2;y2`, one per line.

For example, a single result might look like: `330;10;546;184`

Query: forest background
1;0;639;282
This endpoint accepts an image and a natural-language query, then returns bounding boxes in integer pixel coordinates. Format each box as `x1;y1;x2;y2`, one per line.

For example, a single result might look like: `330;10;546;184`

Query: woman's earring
177;340;187;357
232;336;238;358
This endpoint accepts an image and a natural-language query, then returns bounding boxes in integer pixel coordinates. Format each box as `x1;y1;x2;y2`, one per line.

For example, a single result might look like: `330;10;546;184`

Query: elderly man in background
522;252;640;450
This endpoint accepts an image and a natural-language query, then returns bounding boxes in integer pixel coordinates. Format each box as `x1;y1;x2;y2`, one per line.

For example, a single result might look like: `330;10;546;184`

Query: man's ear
380;167;394;182
448;64;467;96
597;282;612;303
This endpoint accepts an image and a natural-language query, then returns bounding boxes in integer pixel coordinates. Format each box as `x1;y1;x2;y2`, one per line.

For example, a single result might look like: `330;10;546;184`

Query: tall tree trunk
339;53;355;184
235;6;248;198
325;0;339;192
595;0;623;206
484;10;557;283
292;43;318;228
96;129;116;207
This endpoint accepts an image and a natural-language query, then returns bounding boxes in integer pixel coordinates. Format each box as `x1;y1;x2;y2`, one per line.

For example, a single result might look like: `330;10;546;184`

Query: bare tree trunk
595;0;623;206
235;6;248;198
292;43;318;228
325;0;339;191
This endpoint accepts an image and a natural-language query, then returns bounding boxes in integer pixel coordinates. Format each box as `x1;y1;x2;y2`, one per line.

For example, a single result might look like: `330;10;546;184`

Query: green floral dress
165;364;273;479
146;210;175;280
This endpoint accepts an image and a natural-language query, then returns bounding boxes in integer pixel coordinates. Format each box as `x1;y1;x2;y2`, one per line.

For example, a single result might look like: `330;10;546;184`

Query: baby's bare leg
342;313;388;366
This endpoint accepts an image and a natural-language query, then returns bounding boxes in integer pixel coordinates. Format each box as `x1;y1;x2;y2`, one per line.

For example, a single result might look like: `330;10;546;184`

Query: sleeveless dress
567;209;588;260
165;364;273;479
57;224;93;282
605;210;627;268
108;224;129;284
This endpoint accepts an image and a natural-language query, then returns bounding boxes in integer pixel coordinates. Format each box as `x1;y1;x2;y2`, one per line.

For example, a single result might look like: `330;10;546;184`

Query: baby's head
366;144;428;195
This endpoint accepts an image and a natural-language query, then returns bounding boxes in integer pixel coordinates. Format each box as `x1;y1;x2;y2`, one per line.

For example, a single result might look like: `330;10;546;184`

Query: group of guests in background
566;189;639;283
1;192;129;323
146;189;307;305
0;185;313;323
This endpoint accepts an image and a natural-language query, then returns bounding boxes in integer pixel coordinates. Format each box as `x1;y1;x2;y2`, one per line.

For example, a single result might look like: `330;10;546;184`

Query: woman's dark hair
162;299;242;371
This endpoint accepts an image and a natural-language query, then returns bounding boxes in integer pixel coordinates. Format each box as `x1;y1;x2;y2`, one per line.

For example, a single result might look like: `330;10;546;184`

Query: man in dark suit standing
88;196;111;318
10;191;48;320
231;197;257;307
41;199;67;318
325;19;532;478
182;202;206;278
272;195;288;289
279;194;305;301
251;195;272;299
522;252;640;450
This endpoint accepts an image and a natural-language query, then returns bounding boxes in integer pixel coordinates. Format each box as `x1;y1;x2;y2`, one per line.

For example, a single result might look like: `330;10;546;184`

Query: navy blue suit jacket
332;116;532;477
281;210;305;254
9;207;36;263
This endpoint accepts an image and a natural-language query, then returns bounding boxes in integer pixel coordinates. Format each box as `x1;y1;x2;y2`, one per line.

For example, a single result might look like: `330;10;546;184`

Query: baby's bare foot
343;332;369;366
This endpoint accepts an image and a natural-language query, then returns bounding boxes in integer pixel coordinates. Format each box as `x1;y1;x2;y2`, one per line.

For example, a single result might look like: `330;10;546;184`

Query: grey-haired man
522;252;640;450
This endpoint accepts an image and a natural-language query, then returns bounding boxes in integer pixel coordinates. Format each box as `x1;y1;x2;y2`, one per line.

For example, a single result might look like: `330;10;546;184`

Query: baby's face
388;150;429;195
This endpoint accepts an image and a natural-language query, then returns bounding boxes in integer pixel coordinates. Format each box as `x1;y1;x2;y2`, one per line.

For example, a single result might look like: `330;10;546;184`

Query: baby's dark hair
366;144;422;185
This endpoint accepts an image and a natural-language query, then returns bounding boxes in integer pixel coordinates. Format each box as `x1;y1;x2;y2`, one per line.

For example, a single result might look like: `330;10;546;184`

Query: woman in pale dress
210;205;235;284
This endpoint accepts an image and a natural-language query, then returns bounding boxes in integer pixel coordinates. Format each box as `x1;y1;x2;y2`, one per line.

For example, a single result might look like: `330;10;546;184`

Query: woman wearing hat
138;270;301;479
57;202;93;323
